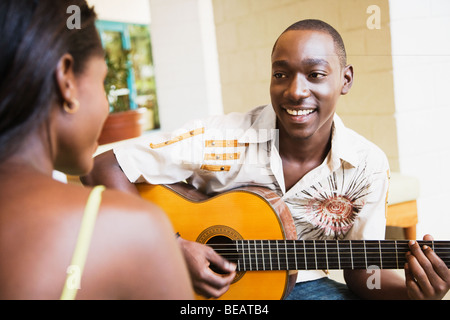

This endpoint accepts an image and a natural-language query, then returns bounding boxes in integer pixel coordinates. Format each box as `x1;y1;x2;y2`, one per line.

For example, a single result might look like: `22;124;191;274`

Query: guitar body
137;183;297;300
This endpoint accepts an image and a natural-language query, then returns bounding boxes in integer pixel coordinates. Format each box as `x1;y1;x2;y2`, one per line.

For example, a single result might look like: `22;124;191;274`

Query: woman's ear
55;53;77;109
341;64;354;95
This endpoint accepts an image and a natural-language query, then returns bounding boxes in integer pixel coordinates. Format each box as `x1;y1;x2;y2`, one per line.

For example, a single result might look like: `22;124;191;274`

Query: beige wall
212;0;399;171
88;0;151;24
389;0;450;239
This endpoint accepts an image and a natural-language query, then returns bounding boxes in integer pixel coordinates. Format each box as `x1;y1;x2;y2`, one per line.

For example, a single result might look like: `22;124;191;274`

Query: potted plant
98;49;147;145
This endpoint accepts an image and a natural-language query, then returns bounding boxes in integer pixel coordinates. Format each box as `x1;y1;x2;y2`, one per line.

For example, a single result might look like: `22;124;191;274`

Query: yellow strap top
60;185;106;300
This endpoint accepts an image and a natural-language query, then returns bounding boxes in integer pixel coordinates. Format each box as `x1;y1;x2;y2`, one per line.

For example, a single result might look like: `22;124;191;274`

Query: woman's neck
0;132;55;178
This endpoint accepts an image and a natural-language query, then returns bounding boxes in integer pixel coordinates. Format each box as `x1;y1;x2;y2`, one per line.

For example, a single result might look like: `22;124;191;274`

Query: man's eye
273;73;286;79
310;72;326;79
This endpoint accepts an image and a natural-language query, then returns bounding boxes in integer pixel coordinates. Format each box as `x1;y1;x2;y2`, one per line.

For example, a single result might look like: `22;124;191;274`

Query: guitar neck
211;240;450;271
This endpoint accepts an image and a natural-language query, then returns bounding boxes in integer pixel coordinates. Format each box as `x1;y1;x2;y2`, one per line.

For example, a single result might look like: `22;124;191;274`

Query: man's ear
55;53;77;105
341;64;354;95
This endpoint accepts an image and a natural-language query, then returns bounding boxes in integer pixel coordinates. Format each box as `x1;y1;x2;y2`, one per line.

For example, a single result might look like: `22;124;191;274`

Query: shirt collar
329;114;359;168
237;105;360;168
238;105;277;143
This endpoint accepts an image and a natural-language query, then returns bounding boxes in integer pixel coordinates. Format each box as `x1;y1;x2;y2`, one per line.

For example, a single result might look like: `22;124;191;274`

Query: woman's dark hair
0;0;103;162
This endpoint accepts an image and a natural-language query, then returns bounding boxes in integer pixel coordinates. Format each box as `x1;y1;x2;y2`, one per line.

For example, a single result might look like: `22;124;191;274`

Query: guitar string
211;246;450;254
212;249;450;269
207;242;450;250
210;252;450;260
212;258;450;268
205;240;449;244
209;252;450;257
206;241;450;249
209;250;450;259
228;259;420;269
211;255;450;261
206;241;450;267
209;247;450;252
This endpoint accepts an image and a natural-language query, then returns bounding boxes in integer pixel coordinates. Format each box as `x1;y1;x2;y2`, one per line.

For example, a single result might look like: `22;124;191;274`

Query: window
96;20;160;128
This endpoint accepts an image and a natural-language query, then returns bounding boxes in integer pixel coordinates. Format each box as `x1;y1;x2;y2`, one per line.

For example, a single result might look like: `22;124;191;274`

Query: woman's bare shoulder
78;186;193;299
0;181;192;299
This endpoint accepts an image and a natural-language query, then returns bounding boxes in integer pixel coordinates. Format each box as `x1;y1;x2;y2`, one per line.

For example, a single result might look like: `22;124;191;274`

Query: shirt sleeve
113;120;205;185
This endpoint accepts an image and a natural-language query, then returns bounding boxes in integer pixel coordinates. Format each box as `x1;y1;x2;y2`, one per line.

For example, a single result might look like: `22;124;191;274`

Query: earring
63;98;80;114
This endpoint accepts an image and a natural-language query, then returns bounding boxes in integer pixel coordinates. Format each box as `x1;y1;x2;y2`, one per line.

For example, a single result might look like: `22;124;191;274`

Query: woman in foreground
0;0;193;299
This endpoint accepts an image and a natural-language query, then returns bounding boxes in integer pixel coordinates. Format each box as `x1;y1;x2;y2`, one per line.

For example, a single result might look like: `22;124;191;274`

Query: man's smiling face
270;29;352;142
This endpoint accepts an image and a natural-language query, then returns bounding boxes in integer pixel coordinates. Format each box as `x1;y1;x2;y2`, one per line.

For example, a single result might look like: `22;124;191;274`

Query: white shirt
114;105;390;281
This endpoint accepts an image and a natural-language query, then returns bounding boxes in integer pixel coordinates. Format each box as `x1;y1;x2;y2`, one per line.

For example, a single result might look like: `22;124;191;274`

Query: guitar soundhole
207;235;239;270
206;235;244;283
196;225;245;284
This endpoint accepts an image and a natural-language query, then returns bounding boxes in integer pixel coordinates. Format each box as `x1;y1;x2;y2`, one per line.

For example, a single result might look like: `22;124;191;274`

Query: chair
386;172;420;240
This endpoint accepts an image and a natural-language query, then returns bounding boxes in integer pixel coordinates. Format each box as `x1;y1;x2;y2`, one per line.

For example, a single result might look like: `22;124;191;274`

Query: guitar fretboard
210;240;450;271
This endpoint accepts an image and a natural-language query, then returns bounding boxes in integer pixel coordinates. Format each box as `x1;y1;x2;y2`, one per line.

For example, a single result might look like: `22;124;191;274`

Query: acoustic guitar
137;183;450;300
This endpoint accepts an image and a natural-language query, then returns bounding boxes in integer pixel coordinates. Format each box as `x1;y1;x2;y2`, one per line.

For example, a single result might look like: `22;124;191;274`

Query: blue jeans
285;278;359;300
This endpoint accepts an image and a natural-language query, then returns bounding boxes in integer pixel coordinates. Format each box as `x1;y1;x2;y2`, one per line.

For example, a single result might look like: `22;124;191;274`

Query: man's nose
286;74;310;101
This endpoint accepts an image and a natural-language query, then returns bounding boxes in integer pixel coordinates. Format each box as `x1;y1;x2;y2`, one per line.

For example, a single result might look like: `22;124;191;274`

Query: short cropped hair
272;19;347;68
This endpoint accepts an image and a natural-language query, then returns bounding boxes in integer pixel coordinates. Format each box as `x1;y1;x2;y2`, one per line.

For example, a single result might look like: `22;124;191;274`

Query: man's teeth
286;109;314;116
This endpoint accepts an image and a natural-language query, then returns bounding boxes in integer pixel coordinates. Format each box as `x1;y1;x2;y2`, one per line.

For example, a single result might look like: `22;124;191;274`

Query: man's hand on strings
177;237;236;299
405;234;450;300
